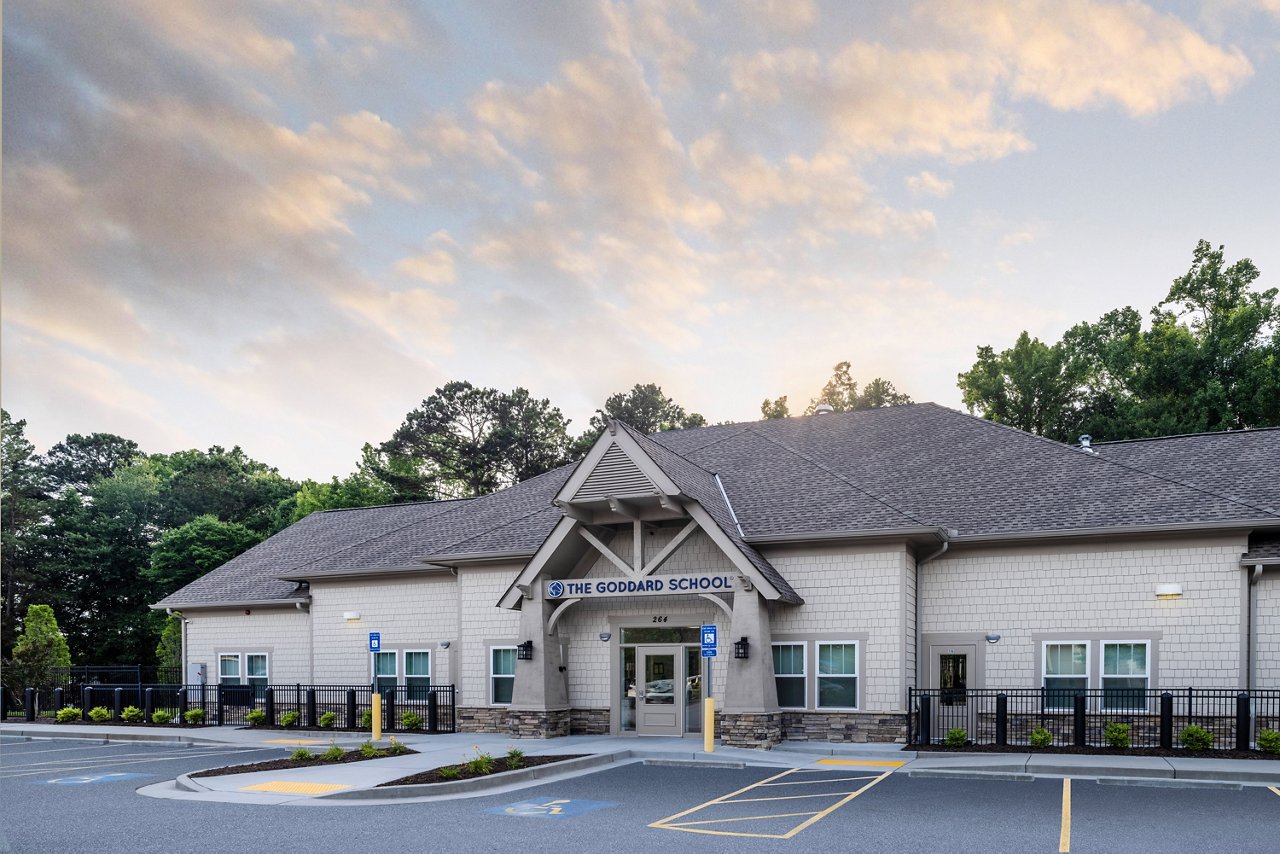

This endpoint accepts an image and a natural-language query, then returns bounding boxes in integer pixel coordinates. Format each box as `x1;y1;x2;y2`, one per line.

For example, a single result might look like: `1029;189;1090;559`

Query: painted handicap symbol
489;798;617;819
41;772;151;786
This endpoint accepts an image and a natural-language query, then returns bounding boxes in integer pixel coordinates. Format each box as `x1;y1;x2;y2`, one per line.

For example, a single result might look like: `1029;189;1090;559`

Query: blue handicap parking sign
369;632;381;652
701;623;717;657
489;798;617;819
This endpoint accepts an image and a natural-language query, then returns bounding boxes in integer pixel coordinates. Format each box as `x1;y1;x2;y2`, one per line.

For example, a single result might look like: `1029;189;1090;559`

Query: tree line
2;239;1272;673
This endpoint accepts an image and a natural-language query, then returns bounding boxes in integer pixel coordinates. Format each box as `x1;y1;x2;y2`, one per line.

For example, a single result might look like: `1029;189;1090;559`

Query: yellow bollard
372;692;382;742
703;697;715;753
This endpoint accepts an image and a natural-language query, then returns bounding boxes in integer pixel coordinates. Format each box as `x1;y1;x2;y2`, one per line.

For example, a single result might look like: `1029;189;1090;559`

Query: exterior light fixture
985;633;1001;644
598;632;612;642
438;640;451;649
343;611;361;621
517;640;534;661
733;637;750;659
1155;583;1183;599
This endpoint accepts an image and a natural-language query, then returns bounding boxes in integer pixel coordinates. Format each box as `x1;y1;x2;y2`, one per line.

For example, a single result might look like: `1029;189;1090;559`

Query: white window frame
1100;640;1150;711
815;641;859;710
218;653;242;685
1042;640;1090;710
772;643;807;709
372;650;399;692
490;646;517;706
245;652;269;699
404;649;431;699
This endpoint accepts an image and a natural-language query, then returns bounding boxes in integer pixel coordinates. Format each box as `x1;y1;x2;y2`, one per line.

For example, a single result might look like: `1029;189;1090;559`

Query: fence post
995;693;1008;746
265;687;276;727
385;689;396;732
24;688;36;722
2;687;9;720
428;691;439;733
178;687;188;720
306;689;317;728
1159;692;1173;749
144;688;154;722
82;686;93;721
1073;692;1086;747
53;687;65;713
918;693;932;745
113;687;124;721
346;689;357;729
1236;692;1251;752
216;685;225;727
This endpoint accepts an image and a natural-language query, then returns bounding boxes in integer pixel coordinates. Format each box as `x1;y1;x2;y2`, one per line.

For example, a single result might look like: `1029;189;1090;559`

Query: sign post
701;624;717;753
368;633;382;740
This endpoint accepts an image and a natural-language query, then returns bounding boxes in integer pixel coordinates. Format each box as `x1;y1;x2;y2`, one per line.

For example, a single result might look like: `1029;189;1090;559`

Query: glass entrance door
636;646;683;736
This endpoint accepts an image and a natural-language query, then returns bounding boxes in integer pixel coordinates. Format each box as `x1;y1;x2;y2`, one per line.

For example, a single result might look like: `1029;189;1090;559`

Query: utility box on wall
186;662;207;684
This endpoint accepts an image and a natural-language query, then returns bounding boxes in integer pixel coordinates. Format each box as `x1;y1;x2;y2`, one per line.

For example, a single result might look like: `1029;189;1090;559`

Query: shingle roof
158;404;1280;607
1242;532;1280;564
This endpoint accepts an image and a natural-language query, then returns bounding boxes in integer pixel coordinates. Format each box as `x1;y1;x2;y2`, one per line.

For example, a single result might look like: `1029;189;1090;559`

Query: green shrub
318;711;337;728
56;706;80;723
1258;728;1280;754
359;741;385;759
88;706;112;723
280;711;300;728
359;709;373;730
1029;727;1054;748
120;705;144;723
245;709;267;726
505;747;525;770
387;737;409;755
399;711;422;730
466;750;496;775
321;744;344;761
1180;724;1214;750
943;727;968;748
183;708;206;725
437;765;461;780
1103;722;1131;749
291;748;314;761
151;710;173;725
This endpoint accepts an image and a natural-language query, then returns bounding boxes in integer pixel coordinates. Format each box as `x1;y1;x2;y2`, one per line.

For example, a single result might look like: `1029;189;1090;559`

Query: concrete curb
319;752;624;800
1;726;211;746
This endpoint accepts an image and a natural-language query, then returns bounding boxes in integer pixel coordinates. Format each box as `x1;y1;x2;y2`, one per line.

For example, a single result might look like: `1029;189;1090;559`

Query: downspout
913;531;951;692
1248;564;1263;692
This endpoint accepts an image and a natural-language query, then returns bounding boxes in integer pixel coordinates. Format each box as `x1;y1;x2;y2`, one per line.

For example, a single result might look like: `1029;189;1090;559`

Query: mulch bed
190;746;419;778
911;743;1276;760
378;754;587;787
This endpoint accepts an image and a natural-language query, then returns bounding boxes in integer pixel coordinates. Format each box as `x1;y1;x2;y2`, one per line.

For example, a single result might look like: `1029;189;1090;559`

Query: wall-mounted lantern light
1155;583;1183;599
598;632;612;642
343;611;360;621
985;633;1001;644
517;640;534;661
438;640;451;649
733;637;750;659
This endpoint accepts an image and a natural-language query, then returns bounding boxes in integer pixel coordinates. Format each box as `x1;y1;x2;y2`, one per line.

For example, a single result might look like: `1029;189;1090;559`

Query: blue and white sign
544;573;735;600
701;623;718;658
368;632;381;652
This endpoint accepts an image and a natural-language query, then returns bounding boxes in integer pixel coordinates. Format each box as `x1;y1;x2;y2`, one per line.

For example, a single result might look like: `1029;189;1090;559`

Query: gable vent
573;444;657;501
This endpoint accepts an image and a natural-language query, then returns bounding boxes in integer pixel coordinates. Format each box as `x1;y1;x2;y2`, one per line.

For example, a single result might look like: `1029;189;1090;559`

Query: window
1102;642;1148;710
373;651;397;693
816;642;858;709
218;654;241;684
246;653;268;700
772;644;806;708
405;651;431;700
491;647;516;705
1044;642;1088;709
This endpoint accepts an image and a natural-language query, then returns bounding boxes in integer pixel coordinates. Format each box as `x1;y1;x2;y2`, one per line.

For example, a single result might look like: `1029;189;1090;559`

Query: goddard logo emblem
547;580;565;599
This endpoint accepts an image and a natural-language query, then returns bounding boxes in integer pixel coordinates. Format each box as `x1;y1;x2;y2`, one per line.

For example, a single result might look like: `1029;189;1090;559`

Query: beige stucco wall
308;574;459;686
920;535;1250;689
184;606;312;684
1255;569;1280;688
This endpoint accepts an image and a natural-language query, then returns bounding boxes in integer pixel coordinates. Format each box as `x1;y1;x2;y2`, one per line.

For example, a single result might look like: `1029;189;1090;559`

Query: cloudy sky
4;1;1278;481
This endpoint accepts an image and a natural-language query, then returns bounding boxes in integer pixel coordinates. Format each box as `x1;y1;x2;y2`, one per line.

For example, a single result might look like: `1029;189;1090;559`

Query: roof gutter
415;549;535;566
949;518;1280;546
275;563;454;582
745;526;948;546
148;597;310;611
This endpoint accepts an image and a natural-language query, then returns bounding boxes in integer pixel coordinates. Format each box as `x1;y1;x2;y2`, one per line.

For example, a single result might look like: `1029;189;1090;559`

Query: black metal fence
1;681;456;734
908;687;1280;751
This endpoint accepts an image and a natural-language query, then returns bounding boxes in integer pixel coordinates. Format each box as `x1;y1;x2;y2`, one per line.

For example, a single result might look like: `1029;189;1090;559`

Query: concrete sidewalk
4;722;1278;805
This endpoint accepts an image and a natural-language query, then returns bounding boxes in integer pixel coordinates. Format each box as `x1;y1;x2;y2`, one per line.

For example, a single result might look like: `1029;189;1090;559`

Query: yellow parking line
1269;786;1280;798
241;780;351;795
666;811;818;828
650;767;799;827
727;790;864;804
762;775;878;786
815;758;905;767
1059;778;1072;853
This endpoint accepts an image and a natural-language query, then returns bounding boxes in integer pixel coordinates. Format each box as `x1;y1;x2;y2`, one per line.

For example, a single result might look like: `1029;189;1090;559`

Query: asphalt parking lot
2;738;1279;854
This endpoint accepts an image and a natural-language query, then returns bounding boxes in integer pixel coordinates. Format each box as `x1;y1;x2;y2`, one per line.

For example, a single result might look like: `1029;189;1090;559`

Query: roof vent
1078;434;1094;454
815;404;835;415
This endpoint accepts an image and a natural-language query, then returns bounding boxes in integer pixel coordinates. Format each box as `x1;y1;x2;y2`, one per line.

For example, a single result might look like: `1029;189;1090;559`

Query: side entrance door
636;645;683;736
929;644;976;741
